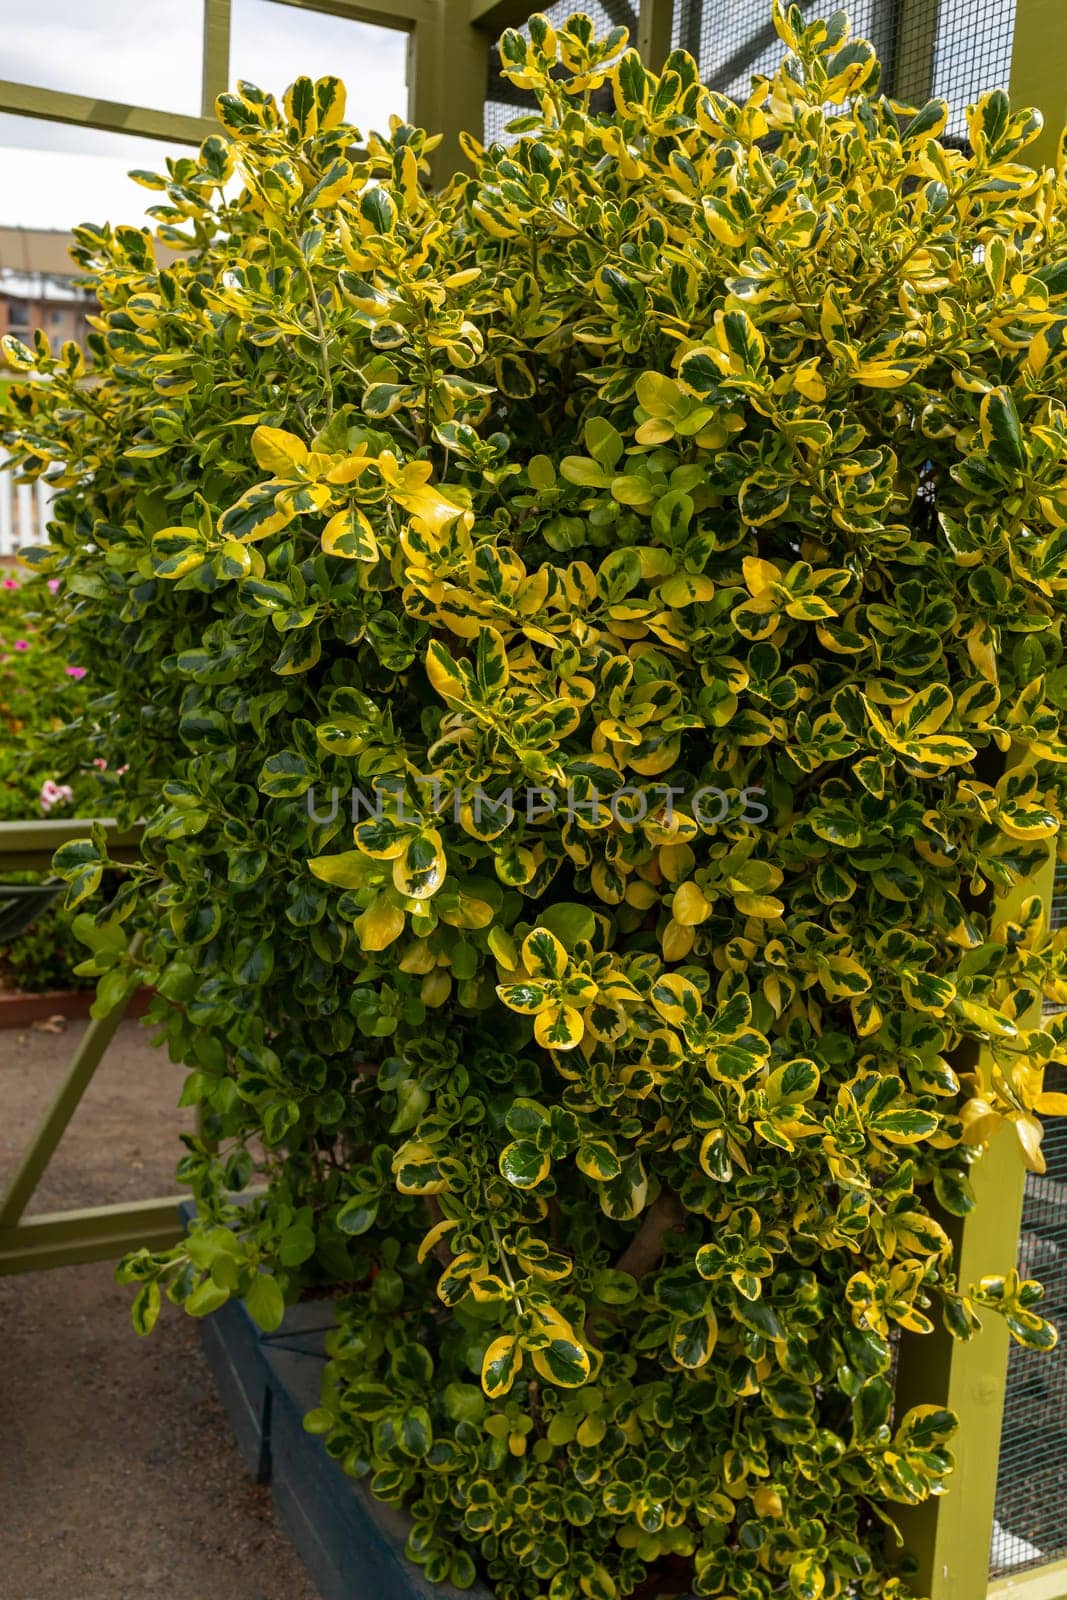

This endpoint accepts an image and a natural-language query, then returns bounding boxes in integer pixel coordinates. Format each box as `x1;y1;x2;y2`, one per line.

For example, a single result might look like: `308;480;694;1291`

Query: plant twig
613;1190;686;1279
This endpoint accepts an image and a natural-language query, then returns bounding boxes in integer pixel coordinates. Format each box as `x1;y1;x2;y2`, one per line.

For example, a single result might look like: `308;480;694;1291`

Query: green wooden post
202;0;232;114
1010;0;1067;168
637;0;674;72
989;1556;1067;1600
0;78;217;146
893;847;1055;1599
410;0;491;184
0;818;142;873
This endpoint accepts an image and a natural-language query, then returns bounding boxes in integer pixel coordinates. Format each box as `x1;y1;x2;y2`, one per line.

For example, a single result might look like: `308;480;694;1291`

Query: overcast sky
0;0;408;232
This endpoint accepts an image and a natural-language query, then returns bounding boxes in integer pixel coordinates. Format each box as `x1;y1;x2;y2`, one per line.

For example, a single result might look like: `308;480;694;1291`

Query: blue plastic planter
182;1206;490;1600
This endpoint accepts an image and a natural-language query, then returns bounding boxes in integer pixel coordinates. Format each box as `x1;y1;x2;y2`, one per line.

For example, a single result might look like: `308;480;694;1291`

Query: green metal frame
0;818;186;1275
892;25;1067;1589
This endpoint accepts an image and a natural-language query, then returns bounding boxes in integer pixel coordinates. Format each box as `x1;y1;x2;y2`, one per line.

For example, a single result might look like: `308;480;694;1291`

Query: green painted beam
202;0;232;115
0;1197;186;1275
637;0;673;71
894;845;1055;1600
990;1556;1067;1600
0;817;143;873
0;79;217;147
1011;0;1067;169
468;0;536;31
0;946;142;1230
262;0;432;29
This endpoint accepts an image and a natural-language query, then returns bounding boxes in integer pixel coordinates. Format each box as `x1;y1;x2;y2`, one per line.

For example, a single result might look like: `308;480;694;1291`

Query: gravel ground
0;1014;317;1600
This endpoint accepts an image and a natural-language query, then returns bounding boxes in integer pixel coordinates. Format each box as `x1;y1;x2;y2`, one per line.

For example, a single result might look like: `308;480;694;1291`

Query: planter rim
0;984;155;1028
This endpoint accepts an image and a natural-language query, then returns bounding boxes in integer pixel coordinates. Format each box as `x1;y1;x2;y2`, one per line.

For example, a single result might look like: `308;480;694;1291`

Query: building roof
0;226;79;277
0;268;90;304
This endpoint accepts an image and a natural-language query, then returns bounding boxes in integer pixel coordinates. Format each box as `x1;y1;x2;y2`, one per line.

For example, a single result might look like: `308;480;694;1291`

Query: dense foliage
6;4;1067;1594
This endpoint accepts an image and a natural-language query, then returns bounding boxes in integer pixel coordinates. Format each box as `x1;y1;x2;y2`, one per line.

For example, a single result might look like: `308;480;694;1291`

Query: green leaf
576;1140;622;1181
337;1196;380;1235
131;1281;161;1336
259;750;315;797
670;1312;717;1369
980;386;1026;472
397;1405;432;1457
530;1335;591;1387
279;1224;316;1266
481;1335;522;1399
870;1108;939;1141
246;1272;285;1332
500;1139;551;1188
185;1279;231;1317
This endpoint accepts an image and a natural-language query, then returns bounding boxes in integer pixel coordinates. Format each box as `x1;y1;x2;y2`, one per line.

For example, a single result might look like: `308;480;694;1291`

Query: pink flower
93;758;108;771
47;578;61;594
3;578;18;590
14;639;29;650
116;764;129;776
65;666;86;679
39;780;74;814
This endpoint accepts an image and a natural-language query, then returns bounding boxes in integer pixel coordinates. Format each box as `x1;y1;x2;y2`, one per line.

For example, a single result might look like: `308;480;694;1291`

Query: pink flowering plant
0;570;103;817
0;568;113;991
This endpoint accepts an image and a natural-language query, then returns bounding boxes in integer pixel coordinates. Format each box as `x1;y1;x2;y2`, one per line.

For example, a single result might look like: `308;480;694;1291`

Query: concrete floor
0;1015;317;1600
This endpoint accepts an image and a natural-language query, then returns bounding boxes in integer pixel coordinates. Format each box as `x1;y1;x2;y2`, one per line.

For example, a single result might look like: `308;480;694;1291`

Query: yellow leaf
322;505;379;561
1014;1113;1046;1173
853;359;920;389
522;927;568;979
251;425;309;475
534;1004;584;1050
417;1216;459;1263
742;556;781;596
481;1335;523;1398
354;894;405;951
426;641;467;703
673;880;713;926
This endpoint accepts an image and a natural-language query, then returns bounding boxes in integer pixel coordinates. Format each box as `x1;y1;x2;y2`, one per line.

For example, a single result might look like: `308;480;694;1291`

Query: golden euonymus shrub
7;5;1067;1596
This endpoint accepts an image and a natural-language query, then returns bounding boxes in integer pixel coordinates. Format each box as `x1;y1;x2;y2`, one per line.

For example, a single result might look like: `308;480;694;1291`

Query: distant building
0;227;92;359
0;268;92;351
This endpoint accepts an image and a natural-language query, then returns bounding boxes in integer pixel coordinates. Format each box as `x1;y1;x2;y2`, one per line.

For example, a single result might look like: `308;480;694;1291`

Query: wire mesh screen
931;0;1017;139
483;0;637;145
990;873;1067;1578
672;0;896;97
482;1;1018;146
673;0;1017;136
